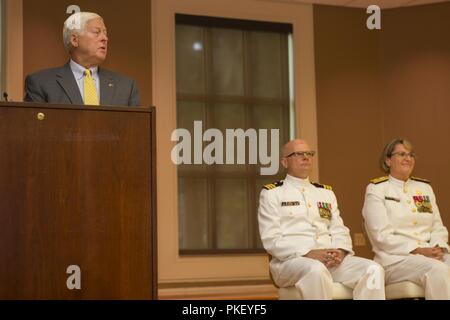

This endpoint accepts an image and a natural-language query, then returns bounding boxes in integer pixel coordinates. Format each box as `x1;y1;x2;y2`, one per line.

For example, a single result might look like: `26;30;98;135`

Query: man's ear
281;157;288;169
70;33;79;48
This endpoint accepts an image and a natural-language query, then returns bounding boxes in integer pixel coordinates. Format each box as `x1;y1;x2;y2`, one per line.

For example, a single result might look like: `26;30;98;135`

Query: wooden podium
0;102;157;299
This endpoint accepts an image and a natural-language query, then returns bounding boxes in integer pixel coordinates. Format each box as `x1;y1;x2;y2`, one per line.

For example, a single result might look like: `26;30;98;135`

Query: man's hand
305;249;347;268
411;247;445;261
328;249;347;264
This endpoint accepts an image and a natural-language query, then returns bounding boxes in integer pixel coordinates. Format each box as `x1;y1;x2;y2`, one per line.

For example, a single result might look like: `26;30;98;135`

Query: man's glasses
285;151;316;159
390;151;416;159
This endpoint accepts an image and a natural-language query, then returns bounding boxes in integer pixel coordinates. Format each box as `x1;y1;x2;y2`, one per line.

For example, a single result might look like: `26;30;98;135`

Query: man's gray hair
63;12;103;51
379;138;414;173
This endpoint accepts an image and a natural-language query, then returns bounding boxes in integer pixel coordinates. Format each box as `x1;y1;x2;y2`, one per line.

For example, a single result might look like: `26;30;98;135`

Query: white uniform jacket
362;175;450;266
258;174;354;262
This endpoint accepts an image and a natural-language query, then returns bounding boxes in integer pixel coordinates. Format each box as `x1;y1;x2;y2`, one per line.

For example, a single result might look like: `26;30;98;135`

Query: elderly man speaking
258;139;385;300
24;12;140;106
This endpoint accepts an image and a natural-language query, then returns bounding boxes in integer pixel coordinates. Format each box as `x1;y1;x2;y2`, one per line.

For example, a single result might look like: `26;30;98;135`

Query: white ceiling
272;0;450;9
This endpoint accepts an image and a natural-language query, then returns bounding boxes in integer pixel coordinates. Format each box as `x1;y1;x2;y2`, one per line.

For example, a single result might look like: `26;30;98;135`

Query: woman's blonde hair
379;138;414;173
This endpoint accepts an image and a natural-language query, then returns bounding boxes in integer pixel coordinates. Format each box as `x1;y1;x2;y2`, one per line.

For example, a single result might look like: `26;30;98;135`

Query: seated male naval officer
258;139;385;300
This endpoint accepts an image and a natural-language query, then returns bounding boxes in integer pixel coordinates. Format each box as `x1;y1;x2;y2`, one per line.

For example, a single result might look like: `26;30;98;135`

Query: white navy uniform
363;175;450;299
259;174;385;300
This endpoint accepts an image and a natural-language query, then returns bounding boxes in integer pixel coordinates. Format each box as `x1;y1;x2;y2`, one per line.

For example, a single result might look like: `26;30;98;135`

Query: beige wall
314;2;450;258
381;4;450;230
4;0;23;101
22;0;152;106
314;5;381;258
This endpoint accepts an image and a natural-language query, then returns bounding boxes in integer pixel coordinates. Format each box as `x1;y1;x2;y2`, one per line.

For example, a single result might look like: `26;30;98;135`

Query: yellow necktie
84;69;99;105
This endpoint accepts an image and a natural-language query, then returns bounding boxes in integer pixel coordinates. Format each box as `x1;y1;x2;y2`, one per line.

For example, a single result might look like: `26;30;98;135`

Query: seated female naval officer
363;138;450;300
258;139;385;300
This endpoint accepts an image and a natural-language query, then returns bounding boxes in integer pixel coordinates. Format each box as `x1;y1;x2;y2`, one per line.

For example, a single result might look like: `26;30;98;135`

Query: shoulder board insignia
370;176;388;184
263;180;284;190
311;182;333;190
411;176;431;184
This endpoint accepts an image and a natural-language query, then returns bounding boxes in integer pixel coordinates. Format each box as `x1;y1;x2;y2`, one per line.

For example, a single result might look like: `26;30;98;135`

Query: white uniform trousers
271;255;385;300
385;253;450;300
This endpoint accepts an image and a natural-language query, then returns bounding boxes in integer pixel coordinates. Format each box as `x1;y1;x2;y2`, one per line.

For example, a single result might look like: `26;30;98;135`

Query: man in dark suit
24;12;140;106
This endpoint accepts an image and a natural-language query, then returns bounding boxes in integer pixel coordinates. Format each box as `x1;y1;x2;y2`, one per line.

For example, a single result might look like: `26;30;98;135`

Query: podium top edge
0;101;155;113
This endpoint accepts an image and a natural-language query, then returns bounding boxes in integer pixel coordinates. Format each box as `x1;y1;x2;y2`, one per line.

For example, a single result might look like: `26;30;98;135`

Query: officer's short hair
380;138;414;173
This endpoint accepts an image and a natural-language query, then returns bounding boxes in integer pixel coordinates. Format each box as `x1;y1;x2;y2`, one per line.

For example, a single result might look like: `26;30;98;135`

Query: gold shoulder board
311;182;333;190
370;176;389;184
263;180;284;190
411;176;431;184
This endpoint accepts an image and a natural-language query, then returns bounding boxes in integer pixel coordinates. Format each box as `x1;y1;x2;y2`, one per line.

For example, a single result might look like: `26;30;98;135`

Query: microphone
3;92;8;102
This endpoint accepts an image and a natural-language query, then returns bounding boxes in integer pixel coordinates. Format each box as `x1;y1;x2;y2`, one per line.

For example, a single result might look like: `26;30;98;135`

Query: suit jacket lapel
56;62;84;105
99;68;114;106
